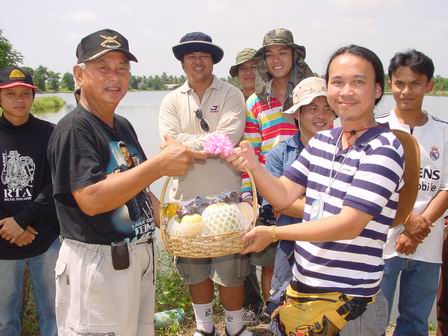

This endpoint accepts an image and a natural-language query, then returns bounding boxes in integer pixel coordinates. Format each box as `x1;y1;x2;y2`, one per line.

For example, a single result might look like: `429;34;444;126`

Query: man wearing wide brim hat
172;31;224;64
48;28;205;336
229;48;257;100
160;32;251;336
253;28;313;110
240;28;313;314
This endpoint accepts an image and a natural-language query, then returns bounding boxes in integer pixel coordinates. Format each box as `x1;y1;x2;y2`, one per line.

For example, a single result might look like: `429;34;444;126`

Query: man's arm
242;206;372;253
72;140;206;216
404;190;448;239
276;198;305;218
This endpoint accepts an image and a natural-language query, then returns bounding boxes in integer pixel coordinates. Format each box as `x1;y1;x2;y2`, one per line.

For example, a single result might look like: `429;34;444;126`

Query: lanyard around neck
325;130;355;194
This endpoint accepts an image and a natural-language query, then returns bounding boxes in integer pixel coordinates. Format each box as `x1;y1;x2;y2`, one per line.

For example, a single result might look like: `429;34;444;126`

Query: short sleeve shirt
48;105;155;245
284;127;404;297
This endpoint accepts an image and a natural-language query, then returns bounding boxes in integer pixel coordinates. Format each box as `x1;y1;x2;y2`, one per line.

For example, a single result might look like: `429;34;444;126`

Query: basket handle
159;168;258;241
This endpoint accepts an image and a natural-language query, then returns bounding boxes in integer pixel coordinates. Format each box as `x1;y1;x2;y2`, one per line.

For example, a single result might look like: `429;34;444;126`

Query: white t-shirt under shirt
378;110;448;264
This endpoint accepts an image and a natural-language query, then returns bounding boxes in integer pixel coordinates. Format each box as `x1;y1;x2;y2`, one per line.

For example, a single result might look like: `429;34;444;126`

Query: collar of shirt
329;126;390;148
179;75;221;94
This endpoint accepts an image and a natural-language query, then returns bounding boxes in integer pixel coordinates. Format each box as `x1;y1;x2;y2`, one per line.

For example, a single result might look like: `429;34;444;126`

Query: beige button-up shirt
159;75;246;200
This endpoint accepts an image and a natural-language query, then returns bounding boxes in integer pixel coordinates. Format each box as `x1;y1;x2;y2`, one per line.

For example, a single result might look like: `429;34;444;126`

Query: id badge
310;194;327;221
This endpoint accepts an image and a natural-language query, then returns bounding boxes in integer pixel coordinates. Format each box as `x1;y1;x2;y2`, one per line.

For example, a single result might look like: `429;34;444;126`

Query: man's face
327;53;382;124
75;51;130;108
390;66;434;113
182;52;213;84
0;86;33;125
265;45;293;80
297;96;335;137
120;145;133;167
237;59;257;91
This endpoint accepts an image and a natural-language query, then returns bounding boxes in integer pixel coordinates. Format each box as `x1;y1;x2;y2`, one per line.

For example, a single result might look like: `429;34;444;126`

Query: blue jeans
270;241;294;294
381;256;440;336
0;238;60;336
266;241;294;318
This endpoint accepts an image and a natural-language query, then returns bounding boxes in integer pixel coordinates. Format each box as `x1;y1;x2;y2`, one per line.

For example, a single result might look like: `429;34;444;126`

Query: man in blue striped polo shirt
227;45;404;335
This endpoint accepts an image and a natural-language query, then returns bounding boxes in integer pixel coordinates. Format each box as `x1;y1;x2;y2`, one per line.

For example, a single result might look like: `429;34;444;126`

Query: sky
1;0;448;78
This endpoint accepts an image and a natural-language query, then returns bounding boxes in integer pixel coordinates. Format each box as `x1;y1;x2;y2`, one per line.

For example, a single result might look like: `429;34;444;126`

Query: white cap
283;77;327;114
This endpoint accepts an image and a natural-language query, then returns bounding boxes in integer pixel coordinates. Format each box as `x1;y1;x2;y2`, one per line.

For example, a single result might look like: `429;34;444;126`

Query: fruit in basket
166;216;183;237
237;202;255;230
163;203;180;219
181;214;204;237
202;202;243;236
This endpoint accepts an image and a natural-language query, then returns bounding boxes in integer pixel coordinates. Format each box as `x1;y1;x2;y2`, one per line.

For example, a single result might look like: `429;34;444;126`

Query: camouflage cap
255;28;306;59
229;48;257;77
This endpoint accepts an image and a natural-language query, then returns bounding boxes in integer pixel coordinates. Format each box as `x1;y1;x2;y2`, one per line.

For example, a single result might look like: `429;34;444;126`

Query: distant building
165;84;180;90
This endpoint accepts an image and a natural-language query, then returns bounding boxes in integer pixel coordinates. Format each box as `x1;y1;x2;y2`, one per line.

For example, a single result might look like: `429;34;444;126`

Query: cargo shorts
176;253;250;287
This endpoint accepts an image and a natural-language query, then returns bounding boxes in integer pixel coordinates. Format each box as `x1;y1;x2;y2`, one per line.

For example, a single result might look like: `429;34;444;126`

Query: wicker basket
159;170;257;258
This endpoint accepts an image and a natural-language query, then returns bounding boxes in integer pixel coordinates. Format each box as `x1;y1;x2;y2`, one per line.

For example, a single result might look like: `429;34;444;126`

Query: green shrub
156;249;192;314
31;96;65;113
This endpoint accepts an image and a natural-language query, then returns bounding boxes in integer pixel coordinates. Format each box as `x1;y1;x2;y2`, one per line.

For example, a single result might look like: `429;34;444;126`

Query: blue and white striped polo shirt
284;126;404;297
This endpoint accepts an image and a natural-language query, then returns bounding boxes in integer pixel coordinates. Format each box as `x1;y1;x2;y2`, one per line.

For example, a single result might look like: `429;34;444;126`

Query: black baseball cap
0;66;37;90
76;28;138;64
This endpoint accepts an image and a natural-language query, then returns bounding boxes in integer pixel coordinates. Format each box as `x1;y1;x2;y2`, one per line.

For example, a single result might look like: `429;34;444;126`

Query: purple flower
203;133;234;157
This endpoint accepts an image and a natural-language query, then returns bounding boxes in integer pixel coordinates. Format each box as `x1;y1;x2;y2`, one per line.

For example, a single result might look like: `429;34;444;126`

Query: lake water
37;91;446;325
37;91;448;196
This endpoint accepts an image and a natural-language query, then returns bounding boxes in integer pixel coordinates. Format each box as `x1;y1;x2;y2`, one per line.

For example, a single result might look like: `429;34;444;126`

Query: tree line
1;30;447;94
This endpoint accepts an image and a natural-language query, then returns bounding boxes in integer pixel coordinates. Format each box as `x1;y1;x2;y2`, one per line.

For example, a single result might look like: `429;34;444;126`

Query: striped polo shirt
241;93;297;195
284;126;404;297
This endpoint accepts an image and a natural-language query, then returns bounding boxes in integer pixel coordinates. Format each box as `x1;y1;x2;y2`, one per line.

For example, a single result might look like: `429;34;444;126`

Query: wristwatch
271;226;279;243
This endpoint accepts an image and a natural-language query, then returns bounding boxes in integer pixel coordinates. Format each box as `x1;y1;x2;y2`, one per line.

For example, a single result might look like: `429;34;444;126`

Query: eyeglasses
194;109;210;132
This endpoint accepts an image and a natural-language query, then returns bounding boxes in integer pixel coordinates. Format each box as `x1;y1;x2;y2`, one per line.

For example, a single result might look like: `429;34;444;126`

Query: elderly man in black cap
159;32;251;336
48;28;205;336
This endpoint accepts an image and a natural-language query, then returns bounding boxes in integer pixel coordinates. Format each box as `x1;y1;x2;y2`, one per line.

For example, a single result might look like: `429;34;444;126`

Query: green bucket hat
254;28;306;59
254;28;313;111
229;48;257;77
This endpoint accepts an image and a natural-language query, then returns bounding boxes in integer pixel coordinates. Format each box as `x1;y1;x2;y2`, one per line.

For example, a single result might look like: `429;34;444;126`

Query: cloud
62;11;97;23
204;0;225;14
334;0;401;10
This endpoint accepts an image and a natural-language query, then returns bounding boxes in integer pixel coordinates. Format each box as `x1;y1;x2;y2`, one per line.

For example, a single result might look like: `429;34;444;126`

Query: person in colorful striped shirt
227;45;404;335
241;28;313;308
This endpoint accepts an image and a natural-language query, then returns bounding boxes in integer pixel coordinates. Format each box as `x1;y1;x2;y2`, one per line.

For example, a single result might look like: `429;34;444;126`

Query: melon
237;202;255;231
166;216;183;237
202;202;243;236
181;214;204;237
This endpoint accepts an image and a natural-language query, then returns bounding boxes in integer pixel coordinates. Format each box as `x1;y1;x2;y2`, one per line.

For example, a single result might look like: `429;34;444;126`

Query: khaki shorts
55;239;155;336
176;253;250;287
250;242;277;267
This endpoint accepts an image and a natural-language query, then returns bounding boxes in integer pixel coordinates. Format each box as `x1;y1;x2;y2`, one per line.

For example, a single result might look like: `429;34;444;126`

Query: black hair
388;49;434;81
325;45;384;105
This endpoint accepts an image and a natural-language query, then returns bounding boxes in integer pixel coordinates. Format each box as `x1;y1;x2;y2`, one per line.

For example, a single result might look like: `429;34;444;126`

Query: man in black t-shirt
0;66;60;336
48;29;206;336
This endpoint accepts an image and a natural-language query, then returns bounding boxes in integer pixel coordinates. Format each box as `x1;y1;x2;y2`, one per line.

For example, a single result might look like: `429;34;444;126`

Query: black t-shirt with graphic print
47;105;155;245
0;114;59;259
